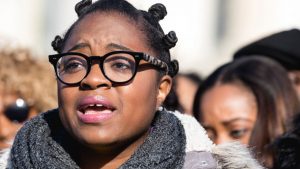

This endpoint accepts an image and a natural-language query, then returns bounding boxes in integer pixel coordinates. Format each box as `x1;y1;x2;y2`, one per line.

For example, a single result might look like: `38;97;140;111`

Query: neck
73;129;150;169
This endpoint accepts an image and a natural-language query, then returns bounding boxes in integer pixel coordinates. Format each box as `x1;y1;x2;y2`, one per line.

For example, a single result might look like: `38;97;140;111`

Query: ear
156;75;172;109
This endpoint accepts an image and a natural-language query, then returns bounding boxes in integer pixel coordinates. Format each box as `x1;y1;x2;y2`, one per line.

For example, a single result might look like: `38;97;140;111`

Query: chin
75;128;121;146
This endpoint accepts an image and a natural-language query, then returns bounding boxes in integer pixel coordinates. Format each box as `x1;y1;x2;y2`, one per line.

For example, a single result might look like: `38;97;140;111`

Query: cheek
57;83;72;109
241;133;252;145
57;83;78;128
126;82;157;105
119;72;159;125
57;82;78;105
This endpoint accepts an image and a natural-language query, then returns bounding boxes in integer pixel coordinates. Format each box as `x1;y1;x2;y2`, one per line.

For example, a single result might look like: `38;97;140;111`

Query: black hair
193;56;300;168
273;112;300;169
51;0;178;77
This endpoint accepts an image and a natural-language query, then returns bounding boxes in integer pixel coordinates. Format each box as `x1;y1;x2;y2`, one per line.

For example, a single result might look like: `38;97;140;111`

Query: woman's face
175;75;198;115
58;12;171;151
200;83;257;145
288;70;300;100
0;89;22;149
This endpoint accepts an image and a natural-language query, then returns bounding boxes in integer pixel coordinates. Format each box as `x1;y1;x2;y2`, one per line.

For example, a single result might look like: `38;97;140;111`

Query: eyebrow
67;42;133;53
106;43;133;51
222;118;253;126
202;125;214;130
67;43;90;52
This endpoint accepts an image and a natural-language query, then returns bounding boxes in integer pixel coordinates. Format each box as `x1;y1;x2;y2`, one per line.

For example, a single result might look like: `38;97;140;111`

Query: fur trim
0;148;10;169
212;142;264;169
171;110;214;152
171;110;264;169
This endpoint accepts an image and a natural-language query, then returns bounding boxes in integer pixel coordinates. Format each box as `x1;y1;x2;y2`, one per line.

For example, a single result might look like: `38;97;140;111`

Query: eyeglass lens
56;53;137;84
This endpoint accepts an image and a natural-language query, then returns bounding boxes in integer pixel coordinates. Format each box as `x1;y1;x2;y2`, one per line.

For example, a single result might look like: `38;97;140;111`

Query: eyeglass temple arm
143;54;169;75
48;55;59;65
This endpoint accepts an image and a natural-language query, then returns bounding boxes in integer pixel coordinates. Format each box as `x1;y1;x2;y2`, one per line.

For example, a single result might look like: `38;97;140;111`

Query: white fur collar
171;110;264;169
171;110;214;152
0;149;10;169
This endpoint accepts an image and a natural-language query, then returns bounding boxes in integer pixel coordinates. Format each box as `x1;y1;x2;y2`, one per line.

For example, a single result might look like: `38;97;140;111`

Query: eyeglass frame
48;51;169;86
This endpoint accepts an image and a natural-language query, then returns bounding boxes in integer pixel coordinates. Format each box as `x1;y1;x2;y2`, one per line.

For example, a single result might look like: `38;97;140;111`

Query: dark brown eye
230;129;249;139
108;58;134;72
58;55;87;74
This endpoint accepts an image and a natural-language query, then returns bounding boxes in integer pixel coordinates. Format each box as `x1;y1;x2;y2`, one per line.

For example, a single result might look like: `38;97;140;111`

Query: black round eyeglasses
48;51;169;85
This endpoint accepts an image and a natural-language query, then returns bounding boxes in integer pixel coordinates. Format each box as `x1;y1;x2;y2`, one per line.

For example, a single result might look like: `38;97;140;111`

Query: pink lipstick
77;96;116;123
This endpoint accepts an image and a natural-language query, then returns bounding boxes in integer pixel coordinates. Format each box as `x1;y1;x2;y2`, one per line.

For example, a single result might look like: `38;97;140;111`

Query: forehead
64;11;149;52
78;11;138;27
0;89;18;112
201;83;257;122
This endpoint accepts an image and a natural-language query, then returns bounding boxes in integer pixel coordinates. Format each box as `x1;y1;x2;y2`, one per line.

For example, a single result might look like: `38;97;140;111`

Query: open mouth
77;99;117;123
79;104;116;114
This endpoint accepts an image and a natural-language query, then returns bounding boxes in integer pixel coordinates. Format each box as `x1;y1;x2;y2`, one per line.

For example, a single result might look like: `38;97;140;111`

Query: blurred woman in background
193;56;300;168
0;45;57;149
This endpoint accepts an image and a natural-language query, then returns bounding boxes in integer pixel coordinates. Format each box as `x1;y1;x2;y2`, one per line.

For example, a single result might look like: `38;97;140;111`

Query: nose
214;133;233;145
80;63;112;90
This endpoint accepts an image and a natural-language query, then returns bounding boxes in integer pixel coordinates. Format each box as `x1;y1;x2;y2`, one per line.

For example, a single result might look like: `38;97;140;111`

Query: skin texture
0;89;20;150
58;12;171;169
200;83;257;145
175;75;198;115
289;71;300;100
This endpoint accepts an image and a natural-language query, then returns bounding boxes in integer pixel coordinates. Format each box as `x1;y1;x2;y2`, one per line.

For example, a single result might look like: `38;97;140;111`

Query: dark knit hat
233;29;300;70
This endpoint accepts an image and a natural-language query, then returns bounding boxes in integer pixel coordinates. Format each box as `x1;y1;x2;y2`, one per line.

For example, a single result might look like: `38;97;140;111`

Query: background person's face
0;89;22;149
58;12;171;151
288;71;300;100
200;83;257;145
175;75;198;115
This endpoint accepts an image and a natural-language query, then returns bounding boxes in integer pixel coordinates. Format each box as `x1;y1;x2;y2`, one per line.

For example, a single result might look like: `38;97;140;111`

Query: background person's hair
0;45;57;113
164;72;202;112
178;72;203;84
51;0;179;78
193;56;300;167
272;112;300;169
192;63;229;120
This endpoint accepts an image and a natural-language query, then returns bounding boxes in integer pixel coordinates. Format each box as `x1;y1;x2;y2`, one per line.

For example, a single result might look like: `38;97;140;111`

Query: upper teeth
95;104;103;107
84;104;104;109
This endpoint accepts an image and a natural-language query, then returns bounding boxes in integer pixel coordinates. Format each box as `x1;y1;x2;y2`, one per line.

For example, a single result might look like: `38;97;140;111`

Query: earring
158;106;165;111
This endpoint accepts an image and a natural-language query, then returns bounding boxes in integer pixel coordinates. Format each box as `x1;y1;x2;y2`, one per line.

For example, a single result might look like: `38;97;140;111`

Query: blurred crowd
168;28;300;168
1;0;300;168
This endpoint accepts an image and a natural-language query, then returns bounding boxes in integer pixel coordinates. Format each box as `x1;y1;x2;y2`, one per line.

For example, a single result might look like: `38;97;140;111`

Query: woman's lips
77;96;116;123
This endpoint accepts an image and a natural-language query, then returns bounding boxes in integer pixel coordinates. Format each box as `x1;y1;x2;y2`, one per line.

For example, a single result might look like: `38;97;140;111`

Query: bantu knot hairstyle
75;0;92;17
163;31;178;50
169;60;179;77
51;0;179;77
51;35;63;53
148;3;167;21
147;3;179;77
